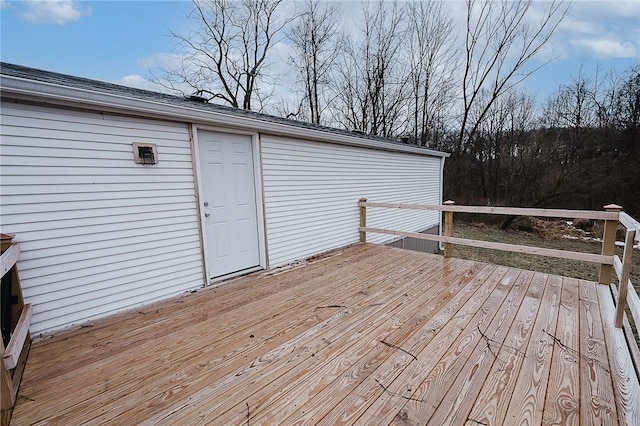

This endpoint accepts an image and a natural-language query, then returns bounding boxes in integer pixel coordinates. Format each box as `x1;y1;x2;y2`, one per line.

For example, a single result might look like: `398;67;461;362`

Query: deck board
543;277;580;425
9;243;638;425
579;279;619;424
427;269;537;426
217;258;473;425
384;267;527;425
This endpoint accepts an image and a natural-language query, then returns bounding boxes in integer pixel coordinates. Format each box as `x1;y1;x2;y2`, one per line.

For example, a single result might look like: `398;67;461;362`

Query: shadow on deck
10;244;640;425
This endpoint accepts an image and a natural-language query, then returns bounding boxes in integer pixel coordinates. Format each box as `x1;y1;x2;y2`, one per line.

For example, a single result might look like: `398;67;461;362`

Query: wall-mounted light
133;143;158;165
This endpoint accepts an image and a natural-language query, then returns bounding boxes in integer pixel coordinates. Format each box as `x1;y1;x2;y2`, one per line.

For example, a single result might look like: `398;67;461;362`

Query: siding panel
0;101;205;335
261;136;442;266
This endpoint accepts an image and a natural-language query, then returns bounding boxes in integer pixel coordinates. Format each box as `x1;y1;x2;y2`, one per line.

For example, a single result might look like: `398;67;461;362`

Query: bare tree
287;1;340;124
453;87;580;226
542;72;596;131
406;1;458;148
616;65;640;131
160;0;288;110
332;1;409;137
458;0;569;153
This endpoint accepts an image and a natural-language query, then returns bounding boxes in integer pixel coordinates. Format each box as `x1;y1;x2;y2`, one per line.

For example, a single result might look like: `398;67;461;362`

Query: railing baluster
615;229;636;328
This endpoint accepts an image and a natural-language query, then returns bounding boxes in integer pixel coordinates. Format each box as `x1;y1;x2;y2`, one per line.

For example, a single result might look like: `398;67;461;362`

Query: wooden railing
1;238;32;425
613;212;640;374
358;199;639;370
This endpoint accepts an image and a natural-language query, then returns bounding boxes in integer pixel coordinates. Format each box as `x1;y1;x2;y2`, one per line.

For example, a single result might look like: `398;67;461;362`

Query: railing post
614;229;636;328
443;200;455;258
599;204;622;284
359;198;367;243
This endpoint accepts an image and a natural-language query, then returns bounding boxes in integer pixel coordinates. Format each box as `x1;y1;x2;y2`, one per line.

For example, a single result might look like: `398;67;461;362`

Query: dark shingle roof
0;62;447;156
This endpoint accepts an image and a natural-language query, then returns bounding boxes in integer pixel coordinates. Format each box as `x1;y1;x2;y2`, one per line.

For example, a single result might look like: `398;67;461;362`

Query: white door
198;131;261;278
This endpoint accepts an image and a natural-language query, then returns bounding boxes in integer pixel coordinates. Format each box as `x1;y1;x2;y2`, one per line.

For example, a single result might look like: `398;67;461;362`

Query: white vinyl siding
0;101;204;335
261;135;442;266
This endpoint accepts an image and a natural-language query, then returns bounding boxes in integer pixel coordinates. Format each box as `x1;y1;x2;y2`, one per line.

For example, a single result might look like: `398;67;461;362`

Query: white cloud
21;0;90;25
570;38;639;59
569;0;640;21
136;52;182;70
1;0;9;9
549;0;640;60
559;16;599;35
113;74;167;92
536;42;570;63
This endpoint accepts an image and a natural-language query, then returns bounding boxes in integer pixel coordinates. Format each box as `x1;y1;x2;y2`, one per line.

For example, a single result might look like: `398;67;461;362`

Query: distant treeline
423;65;640;218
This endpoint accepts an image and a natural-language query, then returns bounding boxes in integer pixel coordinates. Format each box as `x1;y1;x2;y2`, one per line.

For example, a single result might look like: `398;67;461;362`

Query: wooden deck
9;244;640;425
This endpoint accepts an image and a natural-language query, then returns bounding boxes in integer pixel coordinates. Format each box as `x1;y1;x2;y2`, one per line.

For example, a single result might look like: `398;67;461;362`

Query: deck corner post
599;204;622;284
359;198;368;243
443;200;455;258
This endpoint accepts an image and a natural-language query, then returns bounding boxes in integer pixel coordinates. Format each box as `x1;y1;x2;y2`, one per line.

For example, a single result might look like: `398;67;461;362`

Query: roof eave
0;74;449;158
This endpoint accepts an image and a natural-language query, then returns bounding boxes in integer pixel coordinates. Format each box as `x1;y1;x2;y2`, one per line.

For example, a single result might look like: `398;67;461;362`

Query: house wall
0;101;205;335
260;135;442;266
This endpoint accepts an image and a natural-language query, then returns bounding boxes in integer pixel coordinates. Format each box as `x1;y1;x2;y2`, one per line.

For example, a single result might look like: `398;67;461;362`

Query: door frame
192;124;267;284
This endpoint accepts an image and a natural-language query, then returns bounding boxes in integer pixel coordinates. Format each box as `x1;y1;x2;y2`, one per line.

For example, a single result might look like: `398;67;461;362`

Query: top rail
1;244;20;278
620;212;640;243
360;201;620;221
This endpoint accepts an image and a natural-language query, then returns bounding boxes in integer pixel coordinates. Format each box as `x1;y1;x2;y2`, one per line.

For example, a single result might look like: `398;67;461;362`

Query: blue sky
1;1;192;82
1;0;639;109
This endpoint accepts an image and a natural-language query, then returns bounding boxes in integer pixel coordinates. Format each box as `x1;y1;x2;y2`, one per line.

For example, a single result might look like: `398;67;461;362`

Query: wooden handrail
620;212;640;243
0;245;20;279
359;200;637;277
360;226;614;265
1;242;31;424
359;200;619;274
3;305;32;370
359;200;620;221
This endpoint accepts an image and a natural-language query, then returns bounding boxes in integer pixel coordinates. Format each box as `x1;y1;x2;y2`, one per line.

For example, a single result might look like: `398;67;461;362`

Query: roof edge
0;70;449;158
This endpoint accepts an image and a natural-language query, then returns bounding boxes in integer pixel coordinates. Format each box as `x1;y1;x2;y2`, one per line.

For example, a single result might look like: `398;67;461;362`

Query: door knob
205;213;210;217
204;201;209;207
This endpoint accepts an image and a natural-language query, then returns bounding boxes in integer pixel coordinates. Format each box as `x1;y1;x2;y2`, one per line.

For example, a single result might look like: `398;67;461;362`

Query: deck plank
274;263;505;426
384;268;532;425
579;280;619;424
21;248;420;425
464;270;545;425
24;244;376;381
428;269;539;426
502;274;562;425
154;256;476;426
542;277;581;425
13;245;403;425
317;264;517;426
8;243;635;426
131;255;461;425
334;266;516;425
214;261;489;425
